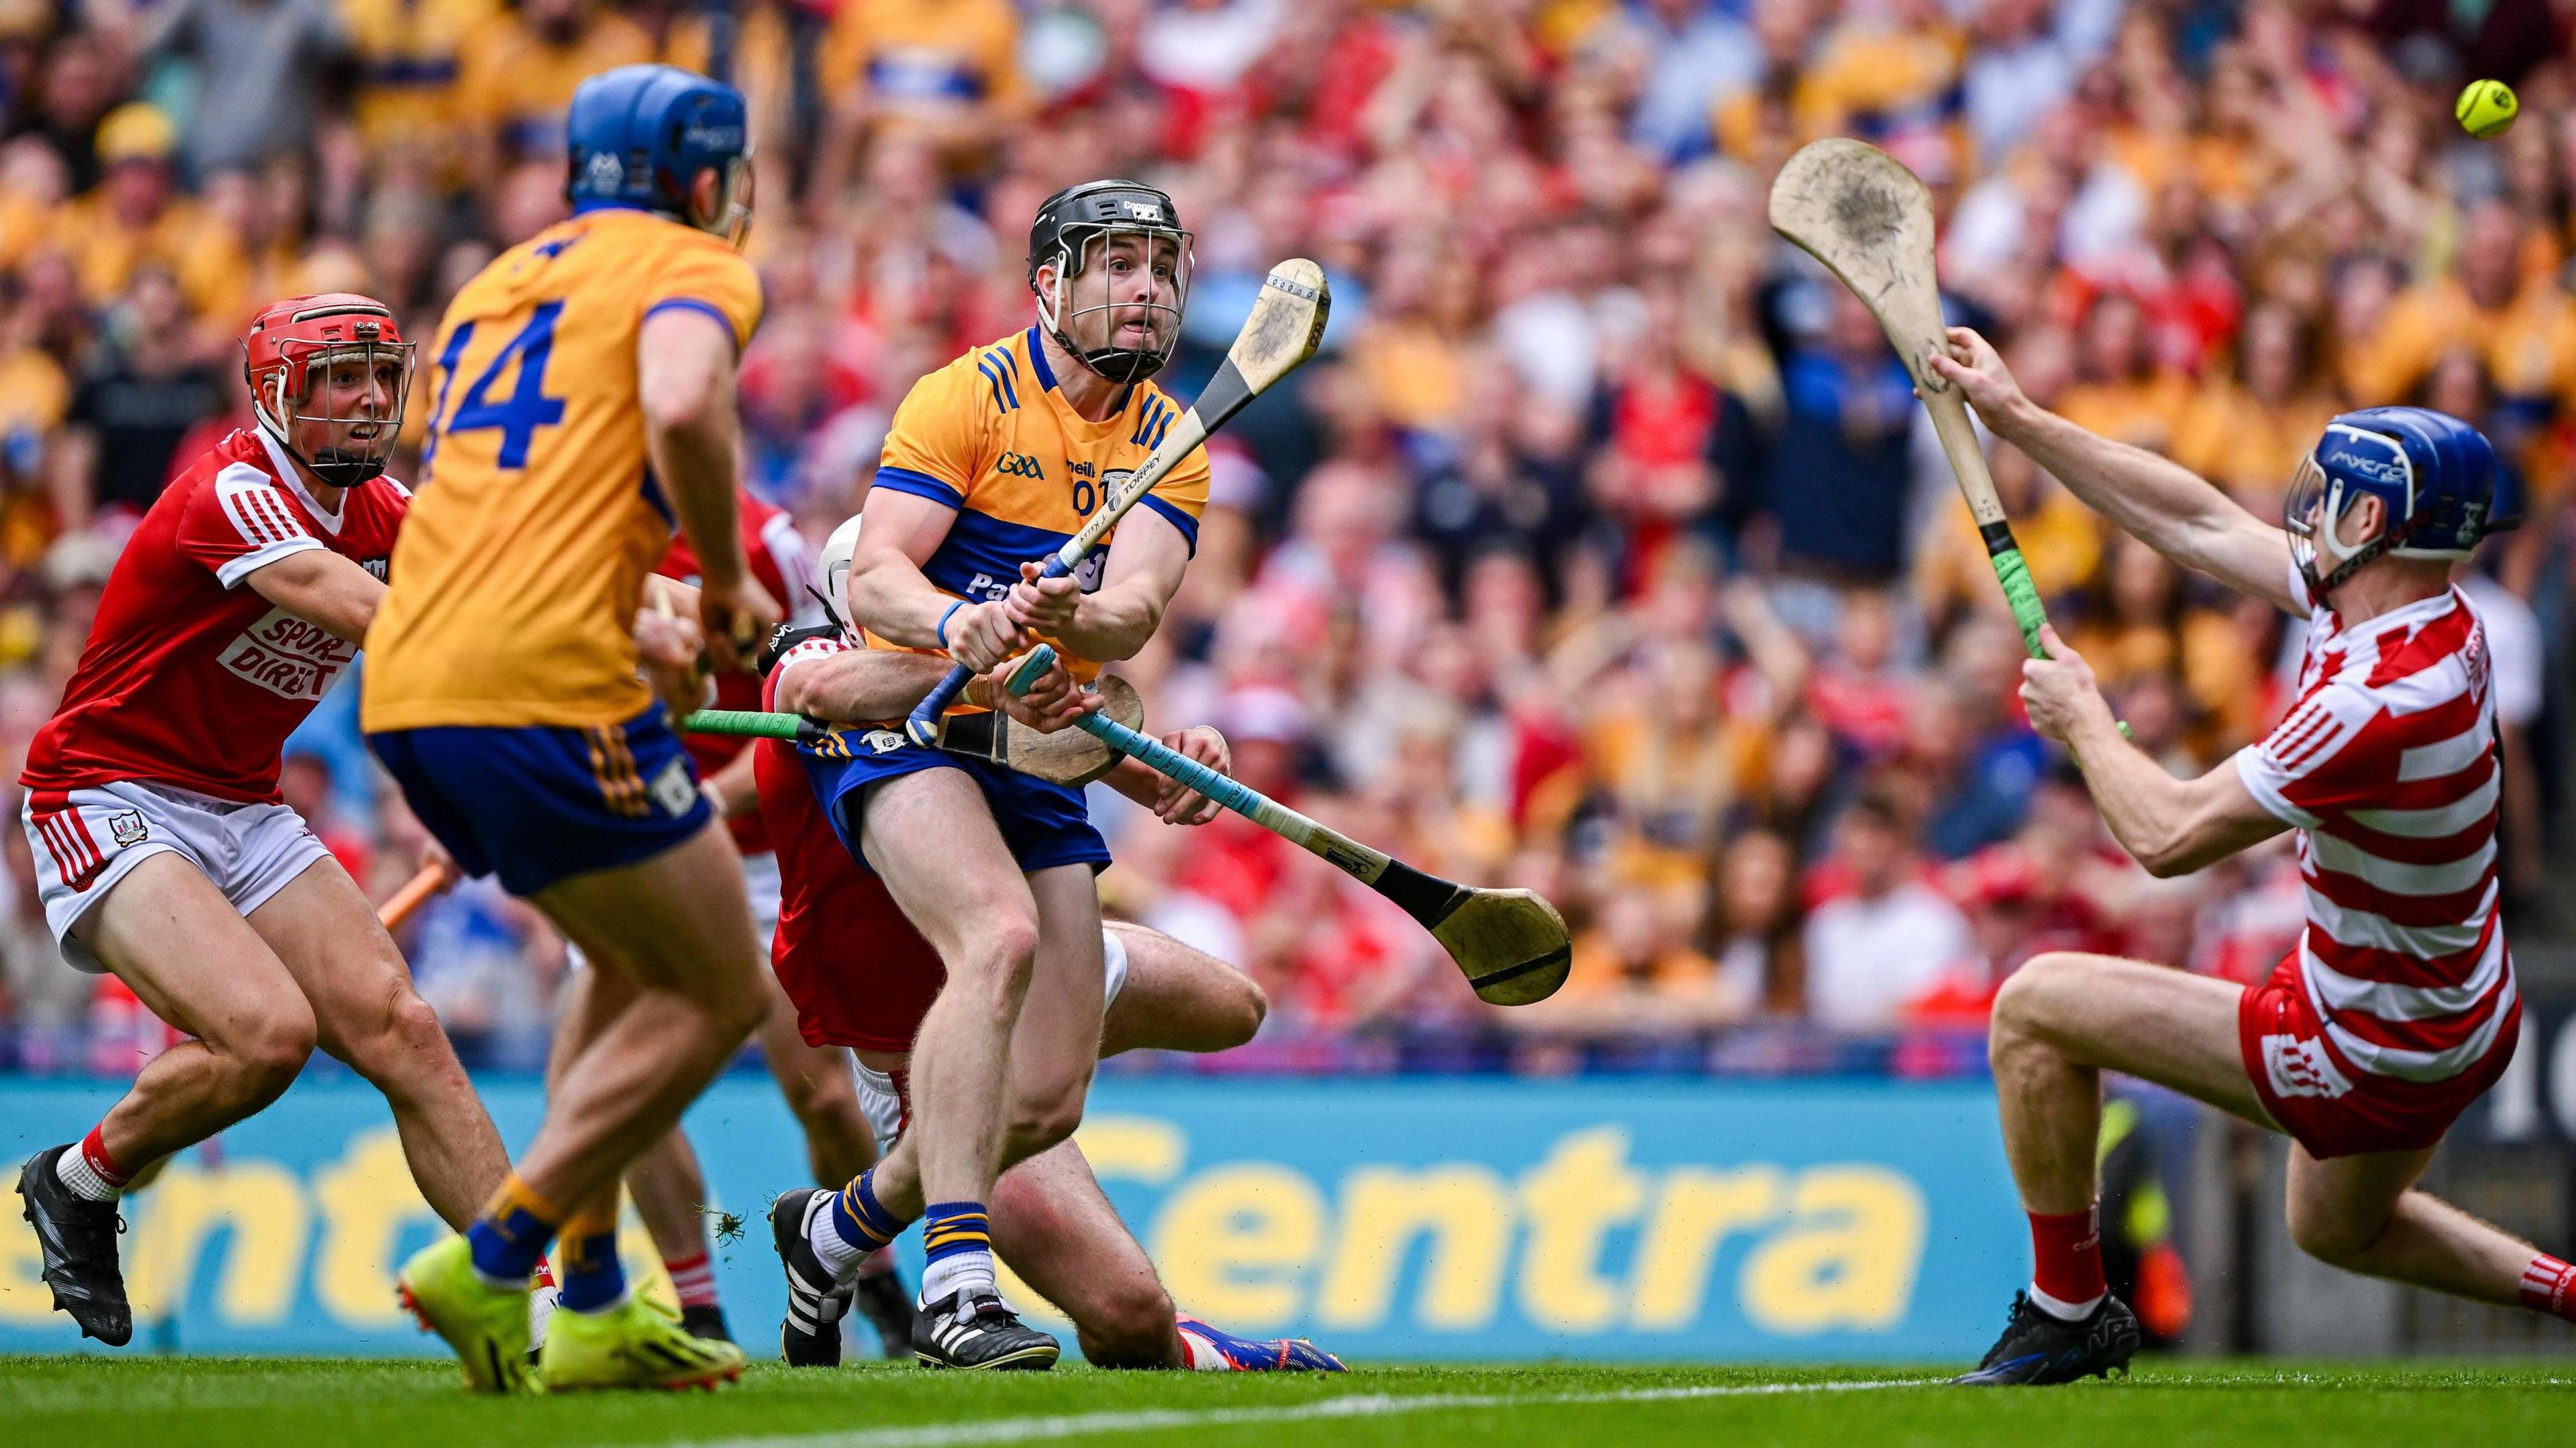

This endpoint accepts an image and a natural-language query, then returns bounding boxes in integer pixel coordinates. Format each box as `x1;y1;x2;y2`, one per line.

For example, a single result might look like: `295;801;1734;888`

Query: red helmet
243;293;415;489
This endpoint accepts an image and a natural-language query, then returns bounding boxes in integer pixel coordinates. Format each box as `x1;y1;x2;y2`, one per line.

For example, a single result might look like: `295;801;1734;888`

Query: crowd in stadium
0;0;2563;1075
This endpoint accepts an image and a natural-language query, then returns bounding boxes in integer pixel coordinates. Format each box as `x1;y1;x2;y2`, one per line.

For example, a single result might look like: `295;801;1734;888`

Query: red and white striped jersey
2233;581;2514;1087
21;428;409;803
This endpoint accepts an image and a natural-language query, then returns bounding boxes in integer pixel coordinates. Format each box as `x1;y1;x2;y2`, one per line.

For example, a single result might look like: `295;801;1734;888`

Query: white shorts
743;848;782;937
567;848;786;973
855;927;1130;1150
22;781;331;974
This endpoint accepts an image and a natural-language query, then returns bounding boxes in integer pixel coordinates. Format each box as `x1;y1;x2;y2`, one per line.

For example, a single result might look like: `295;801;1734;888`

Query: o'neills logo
221;607;357;701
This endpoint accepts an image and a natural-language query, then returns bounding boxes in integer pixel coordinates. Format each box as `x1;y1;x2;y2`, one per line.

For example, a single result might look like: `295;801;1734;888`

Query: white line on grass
694;1377;1931;1448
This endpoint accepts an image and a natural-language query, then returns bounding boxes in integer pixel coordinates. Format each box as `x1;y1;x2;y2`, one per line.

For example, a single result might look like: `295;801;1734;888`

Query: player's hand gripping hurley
1770;141;2091;683
1006;647;1571;1005
903;258;1332;746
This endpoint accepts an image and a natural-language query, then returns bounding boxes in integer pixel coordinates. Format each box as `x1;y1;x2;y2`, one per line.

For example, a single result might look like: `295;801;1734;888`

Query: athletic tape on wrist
936;600;967;651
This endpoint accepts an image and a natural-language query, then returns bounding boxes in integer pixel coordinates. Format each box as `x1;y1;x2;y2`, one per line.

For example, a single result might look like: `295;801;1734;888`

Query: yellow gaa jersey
362;208;763;732
871;325;1208;683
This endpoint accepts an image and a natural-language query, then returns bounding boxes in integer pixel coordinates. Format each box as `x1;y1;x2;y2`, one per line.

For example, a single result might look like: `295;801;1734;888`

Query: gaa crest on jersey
105;810;146;848
362;558;390;581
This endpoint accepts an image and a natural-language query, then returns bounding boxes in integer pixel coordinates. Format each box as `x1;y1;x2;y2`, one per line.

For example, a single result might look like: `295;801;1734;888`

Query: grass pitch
1;1357;2569;1447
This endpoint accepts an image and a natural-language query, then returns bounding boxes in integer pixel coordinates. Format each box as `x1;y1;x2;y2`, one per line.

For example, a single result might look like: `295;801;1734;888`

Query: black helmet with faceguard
1027;179;1192;384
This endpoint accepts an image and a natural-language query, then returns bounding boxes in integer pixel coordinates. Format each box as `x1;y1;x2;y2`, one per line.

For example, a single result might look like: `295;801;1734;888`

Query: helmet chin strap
2300;482;2408;601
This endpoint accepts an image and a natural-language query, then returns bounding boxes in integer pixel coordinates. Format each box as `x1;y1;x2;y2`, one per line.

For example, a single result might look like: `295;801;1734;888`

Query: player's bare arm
847;488;1028;671
1928;327;2300;613
640;305;778;670
1003;506;1191;664
2020;626;2286;876
774;642;1090;727
246;549;386;645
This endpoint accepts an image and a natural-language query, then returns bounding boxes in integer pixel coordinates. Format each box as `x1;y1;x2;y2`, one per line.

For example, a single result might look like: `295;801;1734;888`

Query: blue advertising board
0;1075;2025;1360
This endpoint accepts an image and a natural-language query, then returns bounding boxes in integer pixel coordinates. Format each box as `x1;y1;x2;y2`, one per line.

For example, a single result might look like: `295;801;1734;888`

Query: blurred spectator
1802;792;1971;1032
1513;888;1740;1039
144;0;352;176
52;264;222;527
0;0;2573;1076
54;103;248;321
1762;287;1917;582
1705;827;1803;1016
456;0;653;170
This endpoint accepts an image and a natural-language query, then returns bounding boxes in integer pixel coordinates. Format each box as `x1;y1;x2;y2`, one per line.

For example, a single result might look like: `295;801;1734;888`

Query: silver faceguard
1035;225;1193;384
255;341;415;489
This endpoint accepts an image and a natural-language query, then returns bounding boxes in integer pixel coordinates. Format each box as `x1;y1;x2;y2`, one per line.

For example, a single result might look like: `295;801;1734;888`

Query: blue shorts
802;728;1108;877
367;705;712;898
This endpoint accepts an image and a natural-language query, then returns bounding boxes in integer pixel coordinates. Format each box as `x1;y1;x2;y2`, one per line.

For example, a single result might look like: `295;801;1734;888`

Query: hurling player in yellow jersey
361;65;780;1393
788;180;1215;1370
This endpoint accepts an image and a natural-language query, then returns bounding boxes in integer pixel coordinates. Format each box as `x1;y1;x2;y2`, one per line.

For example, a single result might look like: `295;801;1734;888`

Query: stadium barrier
0;1074;2025;1360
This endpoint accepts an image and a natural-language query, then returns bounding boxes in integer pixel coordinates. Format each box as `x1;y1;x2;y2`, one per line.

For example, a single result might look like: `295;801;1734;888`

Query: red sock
79;1126;133;1187
2028;1206;2106;1313
2519;1254;2576;1321
665;1251;719;1311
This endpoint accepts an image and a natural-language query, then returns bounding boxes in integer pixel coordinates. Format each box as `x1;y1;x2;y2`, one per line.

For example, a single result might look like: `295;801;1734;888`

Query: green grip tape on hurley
682;709;820;743
1988;545;2050;660
1987;545;2131;740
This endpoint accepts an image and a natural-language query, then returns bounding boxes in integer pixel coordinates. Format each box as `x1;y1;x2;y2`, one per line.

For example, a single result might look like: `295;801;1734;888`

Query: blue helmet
2286;406;2519;595
565;65;753;247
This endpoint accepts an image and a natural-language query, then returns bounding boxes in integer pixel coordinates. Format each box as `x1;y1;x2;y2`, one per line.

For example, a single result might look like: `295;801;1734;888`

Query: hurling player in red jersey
13;295;509;1348
1932;330;2576;1384
751;518;1340;1374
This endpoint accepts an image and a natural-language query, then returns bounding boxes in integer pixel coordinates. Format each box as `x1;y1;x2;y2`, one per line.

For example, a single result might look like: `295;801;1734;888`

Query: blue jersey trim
987;350;1020;409
924;507;1076;600
1137;493;1200;555
1024;327;1059;391
643;298;741;355
872;465;965;507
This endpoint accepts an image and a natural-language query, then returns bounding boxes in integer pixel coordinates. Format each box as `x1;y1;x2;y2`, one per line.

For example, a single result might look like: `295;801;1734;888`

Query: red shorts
771;876;946;1054
2236;951;2519;1159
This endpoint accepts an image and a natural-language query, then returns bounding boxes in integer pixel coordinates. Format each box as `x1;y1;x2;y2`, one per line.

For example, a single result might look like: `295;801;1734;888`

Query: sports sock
2519;1254;2576;1321
2026;1205;2106;1321
813;1170;908;1280
665;1251;719;1311
465;1174;563;1287
56;1127;134;1203
919;1201;996;1305
557;1209;627;1315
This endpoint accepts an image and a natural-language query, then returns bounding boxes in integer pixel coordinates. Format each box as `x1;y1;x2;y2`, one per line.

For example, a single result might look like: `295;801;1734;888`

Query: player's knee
1214;972;1267;1048
224;1005;318;1099
1992;953;2085;1040
697;964;770;1041
378;989;457;1065
1079;1280;1177;1366
1005;1097;1086;1162
2286;1194;2390;1268
956;917;1041;1005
